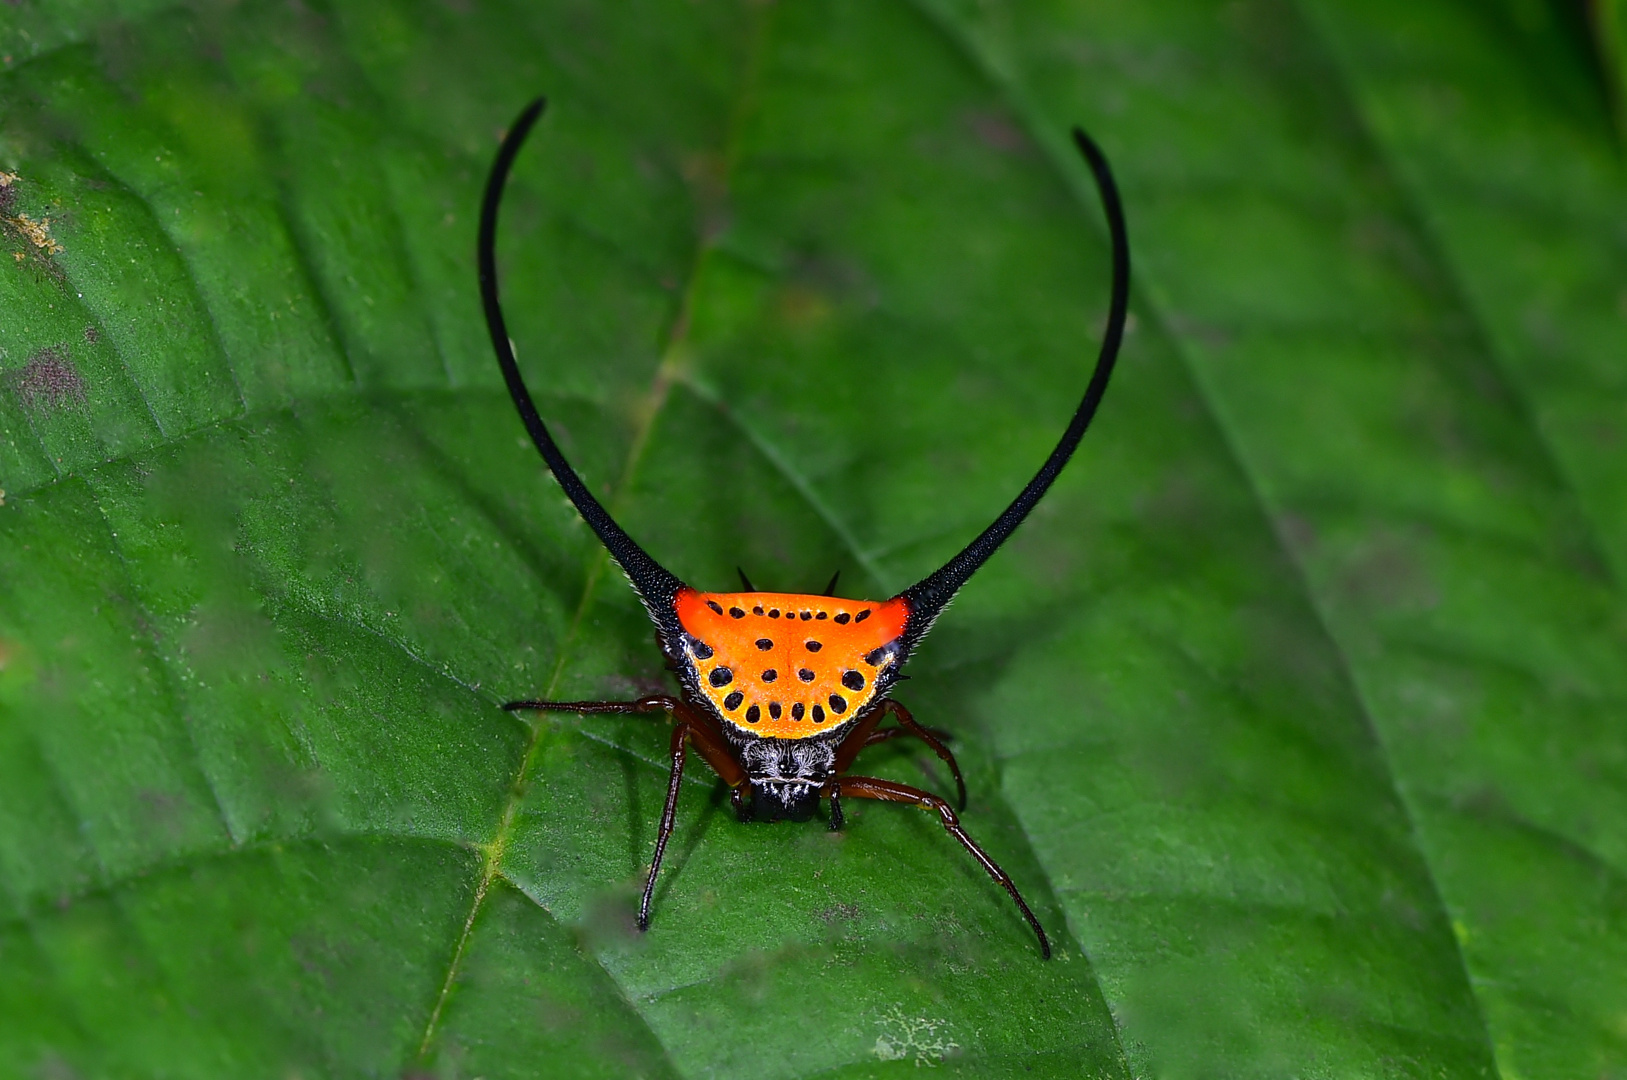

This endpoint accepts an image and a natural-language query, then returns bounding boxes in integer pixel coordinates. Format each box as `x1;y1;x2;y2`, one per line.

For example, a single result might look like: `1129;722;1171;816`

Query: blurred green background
1;1;1624;1077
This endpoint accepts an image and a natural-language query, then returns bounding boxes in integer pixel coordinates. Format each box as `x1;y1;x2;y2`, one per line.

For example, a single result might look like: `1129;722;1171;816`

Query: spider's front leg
829;774;1050;959
506;694;747;931
639;699;748;929
502;694;680;715
832;698;967;810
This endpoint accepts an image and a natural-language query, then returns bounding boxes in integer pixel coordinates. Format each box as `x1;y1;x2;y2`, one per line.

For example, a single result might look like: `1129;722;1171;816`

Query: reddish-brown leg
833;699;967;810
505;695;746;930
829;774;1050;959
639;700;749;929
503;694;680;715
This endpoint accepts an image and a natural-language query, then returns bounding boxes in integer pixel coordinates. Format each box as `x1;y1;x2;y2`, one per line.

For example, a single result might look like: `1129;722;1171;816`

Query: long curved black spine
898;127;1130;643
480;97;686;615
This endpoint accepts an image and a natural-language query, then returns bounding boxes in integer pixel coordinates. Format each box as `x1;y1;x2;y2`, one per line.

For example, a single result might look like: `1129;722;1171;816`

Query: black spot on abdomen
709;667;734;687
842;670;865;691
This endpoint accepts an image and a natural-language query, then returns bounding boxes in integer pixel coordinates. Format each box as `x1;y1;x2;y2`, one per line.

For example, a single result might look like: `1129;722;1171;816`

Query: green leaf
0;2;1622;1077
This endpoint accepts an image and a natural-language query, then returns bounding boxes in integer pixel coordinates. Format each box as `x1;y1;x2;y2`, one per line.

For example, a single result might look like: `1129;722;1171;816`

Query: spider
479;97;1129;958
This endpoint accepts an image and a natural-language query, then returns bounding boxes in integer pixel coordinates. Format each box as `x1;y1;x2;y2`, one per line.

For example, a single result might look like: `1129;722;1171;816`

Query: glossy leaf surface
0;2;1622;1077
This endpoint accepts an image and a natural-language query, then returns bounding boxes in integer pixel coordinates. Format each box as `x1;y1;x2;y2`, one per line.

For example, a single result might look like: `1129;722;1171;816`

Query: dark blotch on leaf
11;346;86;412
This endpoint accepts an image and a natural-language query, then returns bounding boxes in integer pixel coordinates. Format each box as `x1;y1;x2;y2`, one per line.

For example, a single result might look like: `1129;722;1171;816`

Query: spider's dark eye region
674;589;907;737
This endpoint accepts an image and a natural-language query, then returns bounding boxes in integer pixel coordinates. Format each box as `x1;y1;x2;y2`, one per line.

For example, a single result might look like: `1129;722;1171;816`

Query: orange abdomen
674;590;909;740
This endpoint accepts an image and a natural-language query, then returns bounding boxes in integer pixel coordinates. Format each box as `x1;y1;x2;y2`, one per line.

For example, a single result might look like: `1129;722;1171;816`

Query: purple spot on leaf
12;346;86;411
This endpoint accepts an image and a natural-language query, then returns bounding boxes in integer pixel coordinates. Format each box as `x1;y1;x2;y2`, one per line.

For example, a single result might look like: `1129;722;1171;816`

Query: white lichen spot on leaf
873;1007;959;1067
